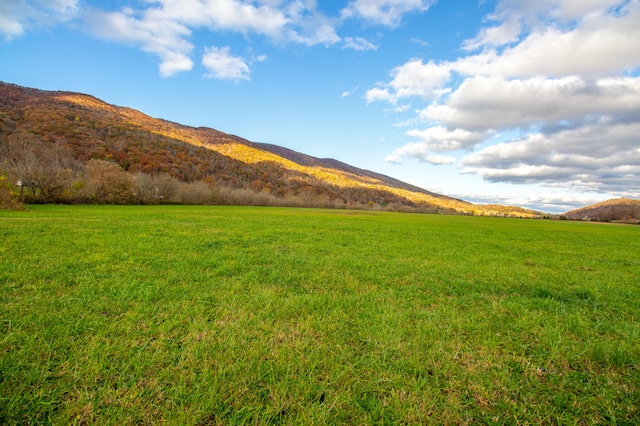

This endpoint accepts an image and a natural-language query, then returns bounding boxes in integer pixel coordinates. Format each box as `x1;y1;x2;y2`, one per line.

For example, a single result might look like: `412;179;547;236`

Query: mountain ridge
564;198;640;222
248;141;455;200
1;81;538;216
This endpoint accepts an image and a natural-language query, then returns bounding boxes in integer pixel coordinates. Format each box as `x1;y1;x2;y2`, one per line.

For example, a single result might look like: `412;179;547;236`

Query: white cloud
0;0;79;41
371;0;640;197
2;0;440;79
410;37;429;47
85;7;194;77
342;0;435;27
449;189;612;214
488;0;624;29
365;87;394;104
386;143;456;165
292;23;340;46
390;104;411;113
369;1;640;101
281;2;340;46
405;126;491;151
460;121;640;194
0;14;23;40
341;87;360;98
385;126;489;164
160;52;195;77
144;0;288;37
202;46;250;81
462;0;625;53
83;0;340;77
365;59;451;103
419;76;640;131
343;36;378;51
462;16;521;51
455;6;640;78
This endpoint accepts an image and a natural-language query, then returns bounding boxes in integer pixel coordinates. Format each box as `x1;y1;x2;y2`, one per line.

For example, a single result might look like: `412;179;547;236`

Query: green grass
1;205;639;424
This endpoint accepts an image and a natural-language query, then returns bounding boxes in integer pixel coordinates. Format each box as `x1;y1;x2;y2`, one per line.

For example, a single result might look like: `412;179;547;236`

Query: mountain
564;198;640;222
0;81;539;216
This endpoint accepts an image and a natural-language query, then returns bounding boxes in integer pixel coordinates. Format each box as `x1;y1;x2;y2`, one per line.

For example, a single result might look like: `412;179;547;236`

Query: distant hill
0;81;539;216
564;198;640;222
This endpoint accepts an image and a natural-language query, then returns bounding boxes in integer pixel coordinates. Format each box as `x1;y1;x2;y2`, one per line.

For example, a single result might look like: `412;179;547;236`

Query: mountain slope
0;81;538;215
564;198;640;222
252;142;449;199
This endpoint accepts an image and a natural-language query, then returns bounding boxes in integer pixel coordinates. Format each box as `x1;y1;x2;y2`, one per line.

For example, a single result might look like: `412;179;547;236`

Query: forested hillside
564;198;640;222
0;82;540;216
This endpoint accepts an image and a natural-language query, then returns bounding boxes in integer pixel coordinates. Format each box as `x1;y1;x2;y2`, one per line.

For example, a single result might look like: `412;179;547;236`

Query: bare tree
83;159;133;204
176;180;216;204
1;138;77;202
133;172;179;204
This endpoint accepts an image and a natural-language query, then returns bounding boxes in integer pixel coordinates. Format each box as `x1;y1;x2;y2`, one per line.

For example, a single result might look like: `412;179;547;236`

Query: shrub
0;174;23;210
82;159;134;204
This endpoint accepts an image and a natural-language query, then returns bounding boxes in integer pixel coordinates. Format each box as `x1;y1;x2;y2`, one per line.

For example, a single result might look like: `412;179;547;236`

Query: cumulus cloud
137;0;288;37
6;0;436;77
82;0;342;77
462;0;625;53
371;0;640;197
341;0;435;27
0;0;79;41
455;8;640;78
368;1;640;101
202;46;250;81
485;0;624;31
419;76;640;131
365;59;451;104
385;125;489;166
85;7;194;77
460;121;640;195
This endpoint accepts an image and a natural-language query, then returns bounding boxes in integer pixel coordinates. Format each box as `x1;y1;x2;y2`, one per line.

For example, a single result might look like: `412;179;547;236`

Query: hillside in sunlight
0;81;541;216
564;198;640;222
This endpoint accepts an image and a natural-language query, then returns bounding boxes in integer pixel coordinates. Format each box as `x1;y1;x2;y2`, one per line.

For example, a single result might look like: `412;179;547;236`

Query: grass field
1;205;639;424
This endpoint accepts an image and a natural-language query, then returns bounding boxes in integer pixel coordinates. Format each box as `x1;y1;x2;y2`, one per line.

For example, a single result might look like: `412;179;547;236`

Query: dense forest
1;82;542;217
564;198;640;222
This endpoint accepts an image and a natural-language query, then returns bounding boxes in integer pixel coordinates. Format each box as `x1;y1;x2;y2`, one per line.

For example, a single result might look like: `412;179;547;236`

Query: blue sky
1;0;639;213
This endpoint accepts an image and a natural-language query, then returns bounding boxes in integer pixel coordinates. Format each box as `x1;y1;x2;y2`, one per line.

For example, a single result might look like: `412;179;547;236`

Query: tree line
0;137;444;214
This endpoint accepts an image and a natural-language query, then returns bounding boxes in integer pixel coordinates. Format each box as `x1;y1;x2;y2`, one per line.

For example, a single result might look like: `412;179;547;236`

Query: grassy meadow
1;205;639;424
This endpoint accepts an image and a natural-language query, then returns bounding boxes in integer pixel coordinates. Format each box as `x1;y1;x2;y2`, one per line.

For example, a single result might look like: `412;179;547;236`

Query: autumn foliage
564;198;640;222
1;82;541;216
